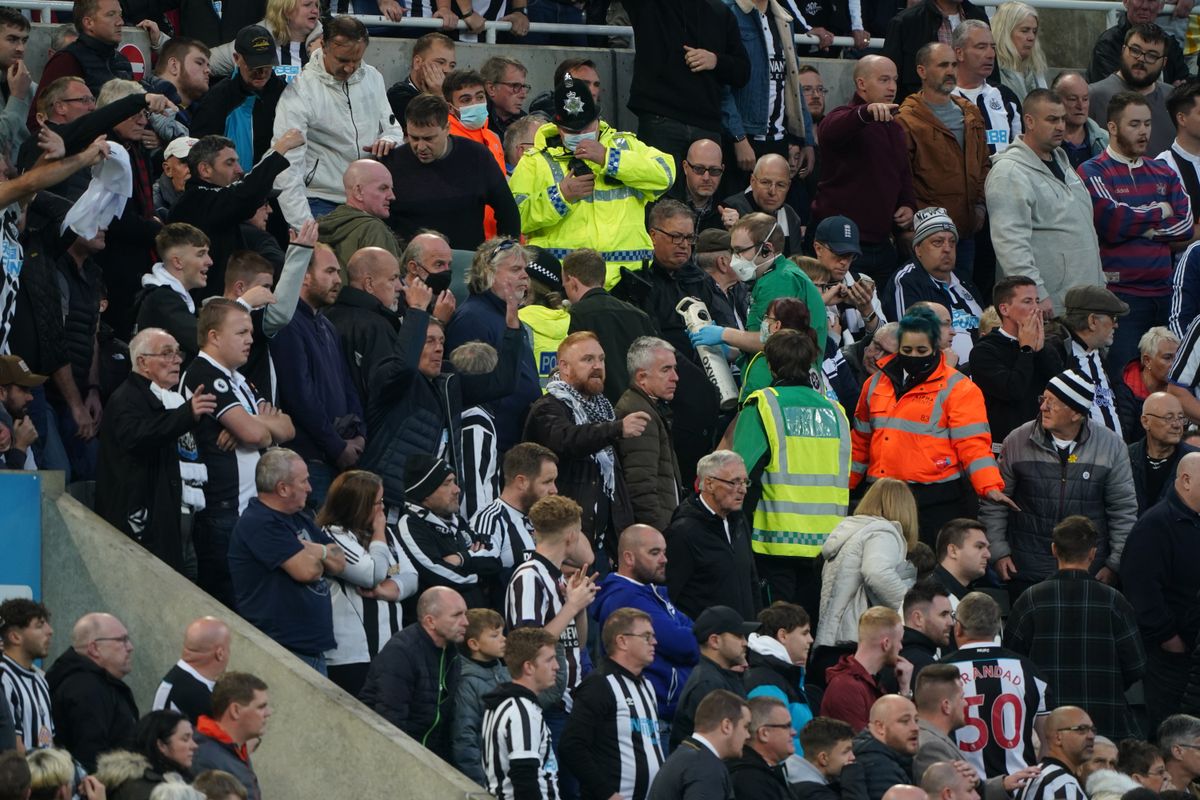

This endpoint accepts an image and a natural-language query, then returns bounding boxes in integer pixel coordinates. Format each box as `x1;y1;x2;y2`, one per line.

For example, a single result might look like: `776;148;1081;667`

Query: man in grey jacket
986;89;1103;317
981;369;1137;597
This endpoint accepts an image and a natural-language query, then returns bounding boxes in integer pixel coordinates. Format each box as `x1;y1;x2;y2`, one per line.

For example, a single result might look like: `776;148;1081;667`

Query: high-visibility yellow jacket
518;303;571;387
734;385;852;557
509;121;675;289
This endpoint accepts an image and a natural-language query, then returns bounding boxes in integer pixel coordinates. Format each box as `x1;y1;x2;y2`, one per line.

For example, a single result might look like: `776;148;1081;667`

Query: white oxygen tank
676;296;740;412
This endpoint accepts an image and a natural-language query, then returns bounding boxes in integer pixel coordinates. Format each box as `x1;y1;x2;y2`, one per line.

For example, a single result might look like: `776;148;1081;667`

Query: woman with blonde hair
208;0;323;78
993;2;1049;100
815;478;919;647
317;469;418;696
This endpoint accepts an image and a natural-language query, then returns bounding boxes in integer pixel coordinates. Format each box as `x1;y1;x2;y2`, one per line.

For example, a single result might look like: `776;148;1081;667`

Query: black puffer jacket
359;623;460;762
361;309;520;508
46;648;139;772
851;729;913;800
324;285;401;407
980;417;1137;581
664;496;760;621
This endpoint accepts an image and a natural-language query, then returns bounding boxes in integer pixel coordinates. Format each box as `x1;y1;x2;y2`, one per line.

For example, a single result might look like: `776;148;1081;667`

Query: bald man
1124;450;1200;732
325;246;405;403
1079;736;1118;782
360;586;468;762
45;613;139;771
854;695;921;800
153;616;232;723
1130;392;1197;514
594;524;699;721
884;785;929;800
722;154;804;256
679;139;727;233
318;159;403;269
921;763;981;800
812;55;916;286
1018;706;1094;800
1052;72;1109;170
400;231;457;325
896;43;990;283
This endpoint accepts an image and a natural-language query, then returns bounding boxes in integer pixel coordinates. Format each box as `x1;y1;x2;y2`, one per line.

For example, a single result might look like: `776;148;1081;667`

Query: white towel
61;141;131;239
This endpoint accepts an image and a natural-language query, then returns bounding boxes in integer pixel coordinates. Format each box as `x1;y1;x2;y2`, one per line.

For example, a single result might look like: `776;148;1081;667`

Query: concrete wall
39;474;486;800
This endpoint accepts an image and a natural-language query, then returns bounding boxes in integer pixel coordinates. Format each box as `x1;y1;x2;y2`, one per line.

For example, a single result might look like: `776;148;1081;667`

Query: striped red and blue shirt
1077;147;1193;297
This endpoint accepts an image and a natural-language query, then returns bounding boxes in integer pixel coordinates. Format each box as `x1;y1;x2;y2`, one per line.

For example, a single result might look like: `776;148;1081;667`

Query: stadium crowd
3;0;1200;798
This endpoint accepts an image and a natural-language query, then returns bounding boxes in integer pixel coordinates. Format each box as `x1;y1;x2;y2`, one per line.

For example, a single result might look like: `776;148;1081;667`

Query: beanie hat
404;454;454;502
1046;369;1095;415
912;207;958;247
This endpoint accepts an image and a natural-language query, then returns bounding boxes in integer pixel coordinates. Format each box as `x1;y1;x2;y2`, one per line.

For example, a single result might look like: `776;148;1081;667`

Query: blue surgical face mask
458;102;488;131
562;130;598;152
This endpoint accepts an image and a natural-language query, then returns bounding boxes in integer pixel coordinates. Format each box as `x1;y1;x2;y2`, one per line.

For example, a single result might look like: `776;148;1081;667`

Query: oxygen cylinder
676;296;740;412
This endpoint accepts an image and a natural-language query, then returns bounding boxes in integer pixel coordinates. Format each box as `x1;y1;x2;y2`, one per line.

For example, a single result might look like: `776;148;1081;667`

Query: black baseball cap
235;25;279;70
693;606;760;643
813;215;862;256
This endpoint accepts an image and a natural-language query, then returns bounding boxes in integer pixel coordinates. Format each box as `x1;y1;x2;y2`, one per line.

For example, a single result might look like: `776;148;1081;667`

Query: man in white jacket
272;15;404;227
986;89;1104;317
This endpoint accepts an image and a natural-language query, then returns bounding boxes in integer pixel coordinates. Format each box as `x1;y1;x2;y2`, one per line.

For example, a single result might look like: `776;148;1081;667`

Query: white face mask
730;222;779;283
759;317;772;343
563;130;597;152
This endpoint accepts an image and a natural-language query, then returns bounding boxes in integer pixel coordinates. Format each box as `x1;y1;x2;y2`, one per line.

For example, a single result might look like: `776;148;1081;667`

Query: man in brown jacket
616;336;684;531
897;42;990;284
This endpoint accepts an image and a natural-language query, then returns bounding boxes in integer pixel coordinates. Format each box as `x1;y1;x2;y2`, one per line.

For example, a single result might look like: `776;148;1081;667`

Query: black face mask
897;352;938;376
417;268;453;297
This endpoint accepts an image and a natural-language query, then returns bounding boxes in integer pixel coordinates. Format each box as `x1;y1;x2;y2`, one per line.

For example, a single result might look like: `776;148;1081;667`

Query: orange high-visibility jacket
449;115;506;239
850;354;1003;496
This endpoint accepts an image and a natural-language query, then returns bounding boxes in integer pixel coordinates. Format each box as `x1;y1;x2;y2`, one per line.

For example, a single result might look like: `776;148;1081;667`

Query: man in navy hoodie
593;524;698;726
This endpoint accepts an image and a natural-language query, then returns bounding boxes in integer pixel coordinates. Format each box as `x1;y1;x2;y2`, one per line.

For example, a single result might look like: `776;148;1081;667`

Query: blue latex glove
688;325;726;348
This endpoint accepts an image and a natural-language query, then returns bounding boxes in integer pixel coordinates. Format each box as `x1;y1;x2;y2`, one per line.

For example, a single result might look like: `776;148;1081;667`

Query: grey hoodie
984;136;1104;315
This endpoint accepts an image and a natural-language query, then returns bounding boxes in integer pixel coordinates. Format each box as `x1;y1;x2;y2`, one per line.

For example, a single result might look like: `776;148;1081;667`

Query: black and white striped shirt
460;406;500;521
1017;758;1086;800
0;654;53;750
561;659;665;800
472;498;535;569
482;683;559;800
505;553;582;710
1066;337;1121;437
152;660;215;723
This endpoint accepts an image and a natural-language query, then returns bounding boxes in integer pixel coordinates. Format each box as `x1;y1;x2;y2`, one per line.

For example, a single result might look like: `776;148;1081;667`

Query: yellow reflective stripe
752;540;824;557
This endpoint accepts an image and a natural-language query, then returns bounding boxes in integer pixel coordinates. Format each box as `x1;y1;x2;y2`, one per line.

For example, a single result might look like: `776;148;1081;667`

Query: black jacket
792;762;871;800
1122;488;1200;650
851;729;913;800
567;286;659;403
624;0;750;131
664;496;760;621
969;330;1064;445
900;626;940;685
727;746;792;800
133;285;197;366
386;77;420;133
361;308;520;508
30;35;132;123
189;74;287;165
647;736;734;800
1088;13;1190;84
177;0;265;47
95;373;198;572
46;648;139;772
882;0;989;100
722;191;804;256
672;656;746;749
523;394;635;550
324;285;402;406
8;194;73;379
169;151;291;302
359;623;461;763
1128;440;1198;515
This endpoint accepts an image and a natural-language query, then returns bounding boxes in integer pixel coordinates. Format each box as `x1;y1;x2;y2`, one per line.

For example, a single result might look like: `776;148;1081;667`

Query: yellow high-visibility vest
748;386;851;557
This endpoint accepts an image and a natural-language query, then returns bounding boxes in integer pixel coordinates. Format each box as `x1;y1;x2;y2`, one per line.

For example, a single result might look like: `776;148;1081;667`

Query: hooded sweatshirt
745;632;814;771
481;681;556;800
816;514;915;647
134;263;199;366
45;648;139;772
593;572;699;720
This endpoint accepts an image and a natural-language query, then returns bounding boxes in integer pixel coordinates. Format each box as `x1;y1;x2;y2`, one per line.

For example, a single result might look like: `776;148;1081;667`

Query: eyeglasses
1145;412;1187;424
731;240;767;257
753;178;790;191
1176;743;1200;751
94;635;132;646
817;281;840;291
145;348;184;361
651;227;698;246
620;631;657;644
1057;724;1097;734
1147;768;1170;777
1126;44;1164;63
59;95;96;106
708;475;752;489
802;85;829;95
759;722;796;731
496;81;531;93
684;160;725;177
